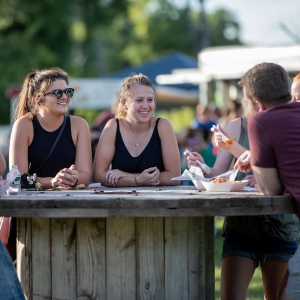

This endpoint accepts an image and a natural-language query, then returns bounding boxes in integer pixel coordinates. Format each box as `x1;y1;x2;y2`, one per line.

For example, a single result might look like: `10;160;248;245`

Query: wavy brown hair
115;73;155;119
14;67;69;120
238;63;291;107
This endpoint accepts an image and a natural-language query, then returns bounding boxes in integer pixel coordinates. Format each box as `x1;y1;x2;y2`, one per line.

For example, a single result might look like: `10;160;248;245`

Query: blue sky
174;0;300;45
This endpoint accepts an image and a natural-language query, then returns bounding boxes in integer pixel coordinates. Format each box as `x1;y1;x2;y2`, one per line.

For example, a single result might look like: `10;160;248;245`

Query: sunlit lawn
214;217;264;300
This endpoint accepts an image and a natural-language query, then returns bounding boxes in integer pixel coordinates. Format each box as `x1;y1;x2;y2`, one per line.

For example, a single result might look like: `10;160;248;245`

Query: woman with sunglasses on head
9;67;92;189
93;73;180;187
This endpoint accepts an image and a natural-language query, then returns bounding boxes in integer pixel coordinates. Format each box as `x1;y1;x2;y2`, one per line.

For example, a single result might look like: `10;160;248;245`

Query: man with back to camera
0;151;25;299
235;63;300;300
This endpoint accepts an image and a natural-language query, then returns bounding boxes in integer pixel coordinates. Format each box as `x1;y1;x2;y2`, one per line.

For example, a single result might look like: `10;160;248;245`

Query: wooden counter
0;186;295;300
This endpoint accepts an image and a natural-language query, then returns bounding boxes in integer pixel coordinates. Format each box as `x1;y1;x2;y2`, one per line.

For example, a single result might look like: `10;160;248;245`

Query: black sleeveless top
28;116;76;177
111;118;165;173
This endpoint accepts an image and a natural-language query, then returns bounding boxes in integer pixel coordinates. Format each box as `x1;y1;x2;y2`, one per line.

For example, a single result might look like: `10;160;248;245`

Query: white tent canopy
156;44;300;84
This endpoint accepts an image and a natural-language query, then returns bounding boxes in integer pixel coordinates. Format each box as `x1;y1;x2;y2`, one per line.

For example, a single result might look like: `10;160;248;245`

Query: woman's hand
50;164;79;188
234;150;252;173
211;125;233;150
105;169;128;186
244;175;256;187
183;150;204;168
136;167;160;186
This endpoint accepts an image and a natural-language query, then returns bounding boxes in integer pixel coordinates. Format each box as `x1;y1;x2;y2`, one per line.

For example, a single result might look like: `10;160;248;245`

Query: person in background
9;67;92;189
291;73;300;102
0;151;25;299
93;73;180;187
178;127;216;175
90;94;119;160
223;100;243;127
185;63;299;300
91;94;119;133
191;104;216;144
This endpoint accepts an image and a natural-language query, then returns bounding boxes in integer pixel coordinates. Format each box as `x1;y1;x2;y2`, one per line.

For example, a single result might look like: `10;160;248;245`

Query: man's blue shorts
222;228;298;267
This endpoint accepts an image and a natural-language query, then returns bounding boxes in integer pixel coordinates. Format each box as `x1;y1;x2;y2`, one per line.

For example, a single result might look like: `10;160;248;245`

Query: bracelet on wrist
134;177;139;186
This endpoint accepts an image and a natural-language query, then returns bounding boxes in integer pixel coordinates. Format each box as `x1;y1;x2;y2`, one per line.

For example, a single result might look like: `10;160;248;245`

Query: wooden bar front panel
18;217;214;300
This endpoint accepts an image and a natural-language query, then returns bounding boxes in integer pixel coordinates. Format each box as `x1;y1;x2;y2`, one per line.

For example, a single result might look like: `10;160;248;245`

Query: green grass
214;217;264;300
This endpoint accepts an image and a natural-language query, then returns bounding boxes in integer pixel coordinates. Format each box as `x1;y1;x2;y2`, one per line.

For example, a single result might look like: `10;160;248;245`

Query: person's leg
260;260;288;300
0;241;25;299
278;270;289;299
221;228;259;300
221;256;256;300
258;231;298;300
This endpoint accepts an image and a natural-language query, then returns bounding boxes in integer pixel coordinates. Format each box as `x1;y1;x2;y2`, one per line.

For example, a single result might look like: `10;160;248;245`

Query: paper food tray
201;180;249;192
186;166;206;190
187;168;239;191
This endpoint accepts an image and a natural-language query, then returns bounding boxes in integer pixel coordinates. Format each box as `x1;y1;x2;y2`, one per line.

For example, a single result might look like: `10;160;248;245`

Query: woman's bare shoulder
105;118;117;126
225;118;242;139
69;115;89;127
226;118;242;130
226;118;241;127
156;117;172;129
13;115;32;129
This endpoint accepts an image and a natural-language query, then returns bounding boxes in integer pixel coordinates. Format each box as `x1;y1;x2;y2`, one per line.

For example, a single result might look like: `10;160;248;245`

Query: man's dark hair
238;63;291;105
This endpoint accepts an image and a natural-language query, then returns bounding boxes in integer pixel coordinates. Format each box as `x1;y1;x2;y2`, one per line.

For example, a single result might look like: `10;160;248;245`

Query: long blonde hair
14;67;69;120
115;73;155;119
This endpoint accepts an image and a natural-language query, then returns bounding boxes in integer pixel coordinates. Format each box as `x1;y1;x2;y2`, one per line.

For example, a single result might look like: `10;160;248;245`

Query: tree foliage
102;0;242;72
0;0;242;124
0;0;127;123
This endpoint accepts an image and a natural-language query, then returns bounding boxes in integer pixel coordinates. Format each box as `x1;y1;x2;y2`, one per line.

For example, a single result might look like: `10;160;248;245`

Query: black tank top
28;116;76;177
111;118;165;173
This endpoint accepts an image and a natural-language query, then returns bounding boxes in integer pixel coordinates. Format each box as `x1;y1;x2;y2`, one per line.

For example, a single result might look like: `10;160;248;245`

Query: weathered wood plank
136;218;164;300
1;188;295;218
76;218;106;300
165;217;189;300
1;203;295;218
31;218;51;300
51;218;76;300
17;217;32;299
106;218;136;300
198;217;214;300
187;217;201;300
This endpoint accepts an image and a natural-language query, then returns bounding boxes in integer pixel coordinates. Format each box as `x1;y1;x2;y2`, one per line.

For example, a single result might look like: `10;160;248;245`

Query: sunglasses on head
44;88;74;99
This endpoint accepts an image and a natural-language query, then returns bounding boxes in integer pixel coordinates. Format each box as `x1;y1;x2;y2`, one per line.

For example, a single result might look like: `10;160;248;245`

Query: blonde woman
93;73;180;187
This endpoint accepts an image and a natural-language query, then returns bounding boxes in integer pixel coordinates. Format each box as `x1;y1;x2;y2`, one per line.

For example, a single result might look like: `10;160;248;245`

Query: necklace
125;119;150;147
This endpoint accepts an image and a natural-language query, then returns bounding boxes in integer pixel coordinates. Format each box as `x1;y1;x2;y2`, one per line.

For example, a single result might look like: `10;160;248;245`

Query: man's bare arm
252;166;284;195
